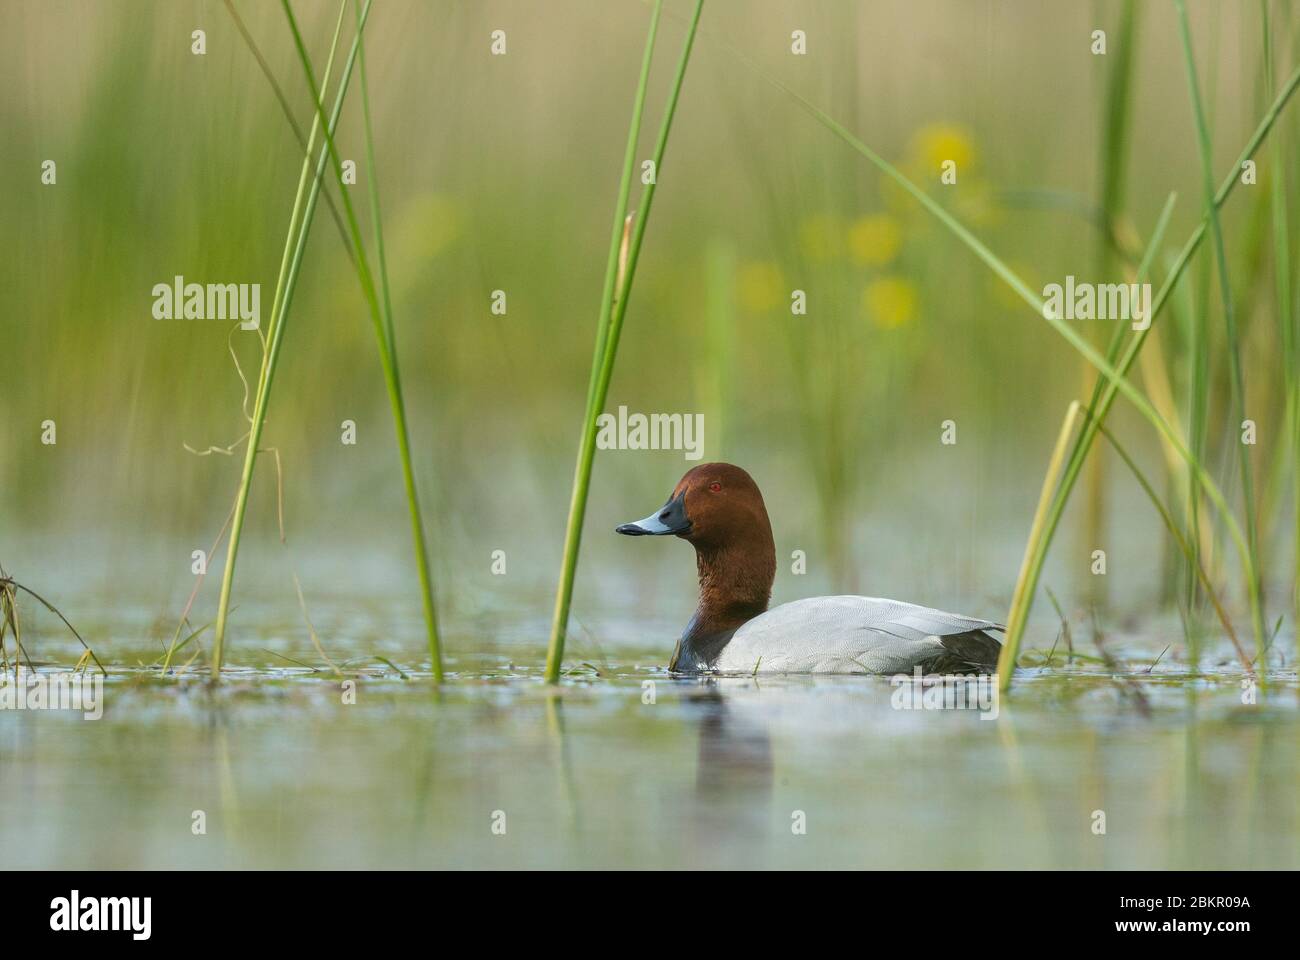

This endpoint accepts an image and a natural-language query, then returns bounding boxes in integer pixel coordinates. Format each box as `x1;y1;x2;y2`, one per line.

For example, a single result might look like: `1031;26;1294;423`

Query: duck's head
615;462;772;552
617;462;777;663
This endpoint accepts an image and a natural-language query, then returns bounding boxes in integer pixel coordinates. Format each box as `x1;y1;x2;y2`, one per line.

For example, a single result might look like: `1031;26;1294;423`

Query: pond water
3;602;1296;870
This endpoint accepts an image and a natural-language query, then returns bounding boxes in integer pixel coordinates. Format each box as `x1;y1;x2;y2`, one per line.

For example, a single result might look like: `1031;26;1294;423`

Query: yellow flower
737;260;785;312
798;214;845;261
847;213;902;265
864;276;917;329
910;123;975;176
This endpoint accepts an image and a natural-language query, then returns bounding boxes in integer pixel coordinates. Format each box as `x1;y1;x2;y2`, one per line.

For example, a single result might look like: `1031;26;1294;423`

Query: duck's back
713;595;1003;674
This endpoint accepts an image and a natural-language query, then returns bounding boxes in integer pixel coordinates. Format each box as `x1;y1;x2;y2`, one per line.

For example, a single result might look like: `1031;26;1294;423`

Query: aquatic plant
211;0;443;682
1175;0;1264;658
281;0;444;680
210;0;358;678
714;14;1296;688
0;565;105;676
544;0;706;683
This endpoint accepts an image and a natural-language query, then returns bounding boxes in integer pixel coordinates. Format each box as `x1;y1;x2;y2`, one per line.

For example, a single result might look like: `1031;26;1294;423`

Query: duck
616;462;1004;674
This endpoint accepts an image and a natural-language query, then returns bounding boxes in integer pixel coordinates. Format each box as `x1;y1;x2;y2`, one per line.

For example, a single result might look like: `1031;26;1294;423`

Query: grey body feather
704;595;1004;675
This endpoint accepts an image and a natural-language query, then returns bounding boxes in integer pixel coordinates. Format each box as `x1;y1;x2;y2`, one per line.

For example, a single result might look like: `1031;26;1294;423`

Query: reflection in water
693;686;774;799
686;683;773;867
545;692;582;837
2;647;1298;869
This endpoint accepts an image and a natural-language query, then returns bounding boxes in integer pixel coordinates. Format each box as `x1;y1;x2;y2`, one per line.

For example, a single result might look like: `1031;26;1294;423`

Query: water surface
4;606;1296;870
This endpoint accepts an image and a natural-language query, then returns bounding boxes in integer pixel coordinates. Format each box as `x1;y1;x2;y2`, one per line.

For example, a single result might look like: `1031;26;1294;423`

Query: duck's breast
713;595;1003;674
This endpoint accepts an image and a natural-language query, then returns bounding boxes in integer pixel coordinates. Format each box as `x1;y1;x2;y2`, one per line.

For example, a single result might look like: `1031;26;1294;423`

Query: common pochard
617;462;1004;674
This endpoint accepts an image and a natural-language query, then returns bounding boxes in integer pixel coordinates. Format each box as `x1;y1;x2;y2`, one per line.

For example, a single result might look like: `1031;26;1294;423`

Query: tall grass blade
1175;0;1266;658
280;0;444;679
544;0;663;683
222;0;354;262
593;15;1300;679
354;0;443;678
756;62;1262;576
1263;0;1300;656
1000;401;1081;692
1085;0;1140;608
544;0;705;683
1094;418;1250;672
680;24;1300;683
210;0;370;678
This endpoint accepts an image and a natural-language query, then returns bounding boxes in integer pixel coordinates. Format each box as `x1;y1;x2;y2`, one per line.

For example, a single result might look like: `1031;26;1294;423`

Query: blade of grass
544;0;705;683
1005;194;1176;682
591;0;707;461
1085;0;1140;609
1094;418;1249;672
1263;0;1300;655
353;0;442;675
278;0;444;680
1000;401;1081;691
703;20;1300;667
774;69;1261;657
8;581;106;676
1175;0;1266;660
1031;55;1300;575
222;0;354;265
1184;221;1211;622
581;2;663;429
210;0;369;678
163;496;234;672
545;1;663;684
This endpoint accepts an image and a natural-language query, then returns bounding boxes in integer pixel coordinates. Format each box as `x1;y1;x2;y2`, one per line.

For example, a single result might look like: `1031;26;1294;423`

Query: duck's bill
616;491;691;536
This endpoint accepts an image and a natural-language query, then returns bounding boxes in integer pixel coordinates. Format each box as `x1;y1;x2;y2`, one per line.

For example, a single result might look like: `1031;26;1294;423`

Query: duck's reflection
683;681;773;862
692;684;773;796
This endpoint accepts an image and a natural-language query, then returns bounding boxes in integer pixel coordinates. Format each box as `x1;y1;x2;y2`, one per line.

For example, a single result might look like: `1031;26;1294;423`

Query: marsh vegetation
1;0;1297;868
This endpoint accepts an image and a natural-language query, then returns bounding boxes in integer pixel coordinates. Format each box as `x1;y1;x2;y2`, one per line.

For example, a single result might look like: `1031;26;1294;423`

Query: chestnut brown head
616;462;771;551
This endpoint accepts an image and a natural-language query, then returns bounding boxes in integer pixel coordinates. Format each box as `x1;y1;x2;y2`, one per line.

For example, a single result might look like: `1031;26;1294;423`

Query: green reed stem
1003;194;1176;681
749;52;1300;684
772;79;1245;523
1000;401;1080;692
1264;0;1300;657
1095;417;1249;671
281;0;443;680
1085;0;1140;609
544;0;705;683
709;14;1300;670
356;0;443;679
994;57;1300;679
222;0;354;263
543;0;662;683
1175;0;1266;659
210;0;368;679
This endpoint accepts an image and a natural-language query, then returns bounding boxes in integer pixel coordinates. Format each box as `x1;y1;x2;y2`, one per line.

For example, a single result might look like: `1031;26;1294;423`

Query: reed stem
744;46;1300;677
1175;0;1266;657
1263;0;1300;659
280;0;444;679
544;0;705;683
1000;401;1080;691
211;0;370;679
354;0;444;679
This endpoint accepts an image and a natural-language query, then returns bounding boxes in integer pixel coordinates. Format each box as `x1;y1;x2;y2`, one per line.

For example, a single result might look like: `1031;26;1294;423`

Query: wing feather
713;596;1003;675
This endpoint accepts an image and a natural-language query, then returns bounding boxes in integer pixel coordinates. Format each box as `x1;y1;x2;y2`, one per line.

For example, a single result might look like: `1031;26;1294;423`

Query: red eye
709;482;722;492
